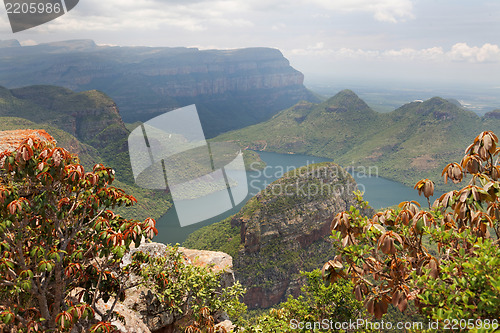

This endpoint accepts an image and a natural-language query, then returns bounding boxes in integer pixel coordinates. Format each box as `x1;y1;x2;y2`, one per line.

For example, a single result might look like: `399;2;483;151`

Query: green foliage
243;270;366;332
216;91;500;189
0;137;244;332
415;231;500;331
132;245;246;331
324;131;500;331
0;138;157;331
183;217;241;258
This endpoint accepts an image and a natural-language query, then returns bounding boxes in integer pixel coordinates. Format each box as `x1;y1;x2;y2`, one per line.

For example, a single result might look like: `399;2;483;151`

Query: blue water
153;151;436;245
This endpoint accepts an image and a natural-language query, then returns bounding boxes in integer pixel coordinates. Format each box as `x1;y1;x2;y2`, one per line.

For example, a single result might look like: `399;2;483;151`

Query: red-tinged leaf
398;294;408;312
429;259;439;279
354;285;363;301
392;290;401;307
374;301;384;319
7;200;22;215
365;298;374;315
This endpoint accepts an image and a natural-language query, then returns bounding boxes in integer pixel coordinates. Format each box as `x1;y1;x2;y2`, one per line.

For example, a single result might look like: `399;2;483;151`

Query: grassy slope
0;117;101;169
215;90;500;189
0;85;174;222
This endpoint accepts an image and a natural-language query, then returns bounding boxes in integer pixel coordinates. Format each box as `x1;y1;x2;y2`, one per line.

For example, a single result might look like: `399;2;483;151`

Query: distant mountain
215;90;500;189
0;39;319;137
0;39;20;47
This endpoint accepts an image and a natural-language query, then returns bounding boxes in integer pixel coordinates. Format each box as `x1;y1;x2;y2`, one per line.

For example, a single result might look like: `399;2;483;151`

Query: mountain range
0;39;318;137
215;89;500;189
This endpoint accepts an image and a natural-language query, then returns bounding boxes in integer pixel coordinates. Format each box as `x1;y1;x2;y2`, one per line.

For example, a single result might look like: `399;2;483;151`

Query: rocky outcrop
0;129;55;152
111;242;235;333
231;162;373;309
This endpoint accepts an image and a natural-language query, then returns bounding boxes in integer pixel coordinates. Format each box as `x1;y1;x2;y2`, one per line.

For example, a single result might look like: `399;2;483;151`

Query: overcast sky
1;0;499;89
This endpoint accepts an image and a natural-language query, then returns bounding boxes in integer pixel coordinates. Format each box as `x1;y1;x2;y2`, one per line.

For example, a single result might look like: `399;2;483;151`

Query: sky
1;0;500;90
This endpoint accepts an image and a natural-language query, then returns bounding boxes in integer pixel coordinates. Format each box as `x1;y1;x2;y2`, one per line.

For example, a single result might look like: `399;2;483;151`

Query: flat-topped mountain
0;39;318;137
216;90;500;188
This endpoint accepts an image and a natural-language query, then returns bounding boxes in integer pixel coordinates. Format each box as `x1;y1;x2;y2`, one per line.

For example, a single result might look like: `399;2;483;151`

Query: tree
324;131;500;330
132;245;246;333
245;270;365;332
0;137;158;332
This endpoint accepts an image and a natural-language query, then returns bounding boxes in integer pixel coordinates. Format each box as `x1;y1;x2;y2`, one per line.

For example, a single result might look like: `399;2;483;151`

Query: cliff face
0;40;318;137
230;162;373;309
41;47;304;97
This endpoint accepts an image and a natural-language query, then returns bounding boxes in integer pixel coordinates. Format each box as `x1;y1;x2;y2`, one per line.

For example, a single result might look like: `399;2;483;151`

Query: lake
153;151;438;245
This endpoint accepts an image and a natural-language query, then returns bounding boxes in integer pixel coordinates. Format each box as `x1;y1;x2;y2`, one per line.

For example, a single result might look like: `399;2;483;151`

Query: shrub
324;131;500;331
245;269;364;332
0;137;157;331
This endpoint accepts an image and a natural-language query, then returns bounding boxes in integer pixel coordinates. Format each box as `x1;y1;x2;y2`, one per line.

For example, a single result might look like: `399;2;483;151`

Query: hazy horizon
1;0;499;111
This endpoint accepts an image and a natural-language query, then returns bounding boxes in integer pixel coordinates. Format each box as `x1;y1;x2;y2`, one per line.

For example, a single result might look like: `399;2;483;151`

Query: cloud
291;45;439;59
448;43;500;63
20;40;38;46
0;12;10;31
308;0;414;23
36;0;253;32
290;43;500;64
14;0;415;35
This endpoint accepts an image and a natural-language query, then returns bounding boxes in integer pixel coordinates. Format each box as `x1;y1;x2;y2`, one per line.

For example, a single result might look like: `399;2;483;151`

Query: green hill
0;84;133;178
215;90;500;189
0;85;171;221
184;162;372;308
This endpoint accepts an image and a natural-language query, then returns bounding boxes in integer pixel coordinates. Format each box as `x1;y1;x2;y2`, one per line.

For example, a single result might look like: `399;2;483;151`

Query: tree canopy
0;136;157;332
324;131;500;331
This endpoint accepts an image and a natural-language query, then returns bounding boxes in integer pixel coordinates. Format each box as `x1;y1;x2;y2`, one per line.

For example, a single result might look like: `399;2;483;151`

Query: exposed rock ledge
102;242;235;333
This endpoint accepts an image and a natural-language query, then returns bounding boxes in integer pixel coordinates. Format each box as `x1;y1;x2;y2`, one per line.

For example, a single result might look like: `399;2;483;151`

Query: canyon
0;40;318;137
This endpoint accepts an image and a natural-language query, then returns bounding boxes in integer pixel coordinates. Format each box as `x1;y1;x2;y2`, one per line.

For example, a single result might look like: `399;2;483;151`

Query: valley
216;89;500;189
1;58;498;318
1;0;499;329
156;150;434;245
0;40;318;137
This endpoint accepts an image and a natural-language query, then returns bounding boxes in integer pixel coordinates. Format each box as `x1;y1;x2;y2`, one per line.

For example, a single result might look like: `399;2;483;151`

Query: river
153;151;437;245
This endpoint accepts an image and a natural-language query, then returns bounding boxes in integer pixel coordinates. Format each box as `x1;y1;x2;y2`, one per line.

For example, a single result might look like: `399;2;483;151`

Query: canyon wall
230;162;374;309
0;40;318;136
